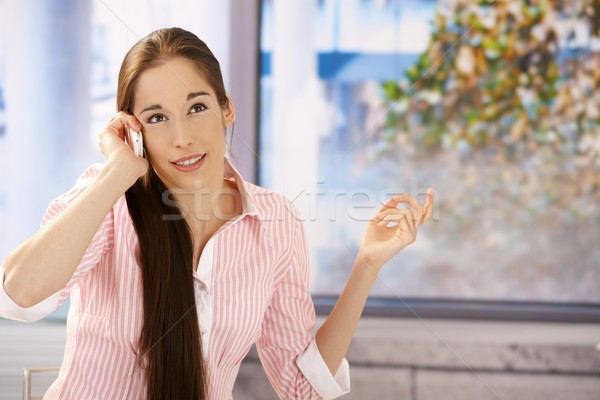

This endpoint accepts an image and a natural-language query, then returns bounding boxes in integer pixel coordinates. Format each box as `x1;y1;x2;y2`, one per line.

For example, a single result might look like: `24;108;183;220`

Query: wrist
102;158;141;191
354;250;383;274
353;252;383;279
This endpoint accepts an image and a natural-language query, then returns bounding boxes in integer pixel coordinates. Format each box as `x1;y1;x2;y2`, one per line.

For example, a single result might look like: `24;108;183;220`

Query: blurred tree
379;0;600;220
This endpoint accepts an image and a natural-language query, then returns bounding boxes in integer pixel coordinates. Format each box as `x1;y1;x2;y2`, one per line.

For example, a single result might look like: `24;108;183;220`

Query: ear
223;94;236;126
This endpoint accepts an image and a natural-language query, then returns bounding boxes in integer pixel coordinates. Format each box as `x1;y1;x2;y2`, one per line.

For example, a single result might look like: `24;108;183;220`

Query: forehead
134;57;214;108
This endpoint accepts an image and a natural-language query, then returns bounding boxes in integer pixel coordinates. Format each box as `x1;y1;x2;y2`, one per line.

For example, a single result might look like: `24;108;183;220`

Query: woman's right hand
98;112;149;186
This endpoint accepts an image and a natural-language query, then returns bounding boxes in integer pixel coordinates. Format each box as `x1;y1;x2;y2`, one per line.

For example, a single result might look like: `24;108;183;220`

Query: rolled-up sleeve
0;261;61;322
296;339;350;399
0;164;114;322
256;203;350;399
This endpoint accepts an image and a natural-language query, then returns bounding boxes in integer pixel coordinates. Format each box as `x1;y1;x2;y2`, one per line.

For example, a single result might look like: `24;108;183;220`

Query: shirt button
198;282;207;291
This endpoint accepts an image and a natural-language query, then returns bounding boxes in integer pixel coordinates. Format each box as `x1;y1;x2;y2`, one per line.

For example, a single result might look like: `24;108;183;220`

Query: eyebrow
139;91;210;115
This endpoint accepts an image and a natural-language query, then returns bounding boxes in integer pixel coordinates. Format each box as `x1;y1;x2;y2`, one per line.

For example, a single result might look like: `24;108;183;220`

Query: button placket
195;238;215;358
193;279;212;357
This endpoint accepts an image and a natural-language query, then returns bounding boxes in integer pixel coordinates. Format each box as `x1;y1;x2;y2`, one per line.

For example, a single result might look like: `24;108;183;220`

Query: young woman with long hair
0;28;434;399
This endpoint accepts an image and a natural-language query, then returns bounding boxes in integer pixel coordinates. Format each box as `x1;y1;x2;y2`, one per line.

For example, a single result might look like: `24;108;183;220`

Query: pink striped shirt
0;159;350;399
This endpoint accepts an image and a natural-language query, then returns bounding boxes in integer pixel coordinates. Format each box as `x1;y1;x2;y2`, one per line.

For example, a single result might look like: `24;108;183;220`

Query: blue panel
318;52;420;82
261;51;420;82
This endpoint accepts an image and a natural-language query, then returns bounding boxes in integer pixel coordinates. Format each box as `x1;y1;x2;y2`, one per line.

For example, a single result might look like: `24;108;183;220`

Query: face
133;57;234;193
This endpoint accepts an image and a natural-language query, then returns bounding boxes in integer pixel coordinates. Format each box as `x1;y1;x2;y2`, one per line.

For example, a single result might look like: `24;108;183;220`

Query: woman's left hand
357;188;434;273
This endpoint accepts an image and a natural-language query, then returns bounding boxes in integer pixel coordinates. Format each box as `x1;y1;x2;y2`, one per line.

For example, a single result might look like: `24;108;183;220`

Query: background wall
2;317;599;400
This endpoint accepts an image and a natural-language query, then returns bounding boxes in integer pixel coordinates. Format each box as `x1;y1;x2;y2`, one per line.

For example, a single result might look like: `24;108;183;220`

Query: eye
190;103;207;114
147;114;167;124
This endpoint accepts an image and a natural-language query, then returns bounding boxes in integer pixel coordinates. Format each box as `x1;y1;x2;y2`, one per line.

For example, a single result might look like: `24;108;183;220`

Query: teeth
176;155;204;166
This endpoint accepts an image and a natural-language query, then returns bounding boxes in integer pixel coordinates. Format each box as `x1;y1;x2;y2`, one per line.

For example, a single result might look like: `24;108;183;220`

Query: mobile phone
126;128;144;157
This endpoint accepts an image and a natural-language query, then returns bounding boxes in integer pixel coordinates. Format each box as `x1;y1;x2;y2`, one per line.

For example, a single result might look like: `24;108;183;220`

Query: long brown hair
117;28;229;400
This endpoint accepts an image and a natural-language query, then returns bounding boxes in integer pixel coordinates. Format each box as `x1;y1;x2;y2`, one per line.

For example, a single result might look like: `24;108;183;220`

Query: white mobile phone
126;128;144;157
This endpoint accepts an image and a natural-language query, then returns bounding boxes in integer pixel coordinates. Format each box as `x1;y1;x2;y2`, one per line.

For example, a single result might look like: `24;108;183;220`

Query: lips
171;153;207;172
173;154;205;166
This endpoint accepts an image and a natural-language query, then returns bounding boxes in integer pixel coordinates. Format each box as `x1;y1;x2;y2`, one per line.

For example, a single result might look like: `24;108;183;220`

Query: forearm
315;190;434;376
3;161;132;307
315;256;381;376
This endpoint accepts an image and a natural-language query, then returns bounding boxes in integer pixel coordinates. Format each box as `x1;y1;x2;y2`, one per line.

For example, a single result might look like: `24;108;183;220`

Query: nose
172;124;194;148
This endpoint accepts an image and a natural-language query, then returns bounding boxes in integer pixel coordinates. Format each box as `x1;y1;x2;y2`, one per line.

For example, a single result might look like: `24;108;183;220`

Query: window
258;0;600;318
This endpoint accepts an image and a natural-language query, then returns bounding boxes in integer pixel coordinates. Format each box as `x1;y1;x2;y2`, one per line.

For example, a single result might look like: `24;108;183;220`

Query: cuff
0;261;60;322
296;338;351;399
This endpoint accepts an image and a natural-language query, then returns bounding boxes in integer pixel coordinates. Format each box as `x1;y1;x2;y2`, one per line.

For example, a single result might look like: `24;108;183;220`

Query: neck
175;177;241;239
186;177;241;269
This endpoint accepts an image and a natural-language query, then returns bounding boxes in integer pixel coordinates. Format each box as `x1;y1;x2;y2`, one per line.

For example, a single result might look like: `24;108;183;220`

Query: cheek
141;135;167;162
143;124;168;140
188;118;226;142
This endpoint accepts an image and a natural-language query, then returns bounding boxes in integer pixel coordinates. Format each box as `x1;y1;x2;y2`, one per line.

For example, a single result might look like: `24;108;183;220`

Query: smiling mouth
173;154;206;167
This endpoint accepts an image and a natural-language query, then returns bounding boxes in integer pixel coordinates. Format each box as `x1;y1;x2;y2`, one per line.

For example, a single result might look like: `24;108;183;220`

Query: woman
0;28;434;399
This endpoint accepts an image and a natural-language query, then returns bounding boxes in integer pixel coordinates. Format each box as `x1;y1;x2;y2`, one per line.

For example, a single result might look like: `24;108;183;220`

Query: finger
377;208;414;228
381;194;425;224
377;195;404;214
105;113;142;140
392;193;424;213
378;202;422;225
423;188;434;222
416;188;434;225
374;207;400;222
397;194;425;228
98;114;142;157
107;111;137;126
404;207;417;236
397;211;416;238
375;207;419;225
383;209;416;238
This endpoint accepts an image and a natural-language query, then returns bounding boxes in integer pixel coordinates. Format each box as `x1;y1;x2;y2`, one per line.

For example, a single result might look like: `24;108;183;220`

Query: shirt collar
223;157;261;220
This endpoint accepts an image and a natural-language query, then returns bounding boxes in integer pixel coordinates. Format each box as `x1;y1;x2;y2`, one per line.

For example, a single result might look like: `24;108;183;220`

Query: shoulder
42;163;128;227
50;163;106;205
48;163;128;214
77;163;105;180
243;181;303;224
